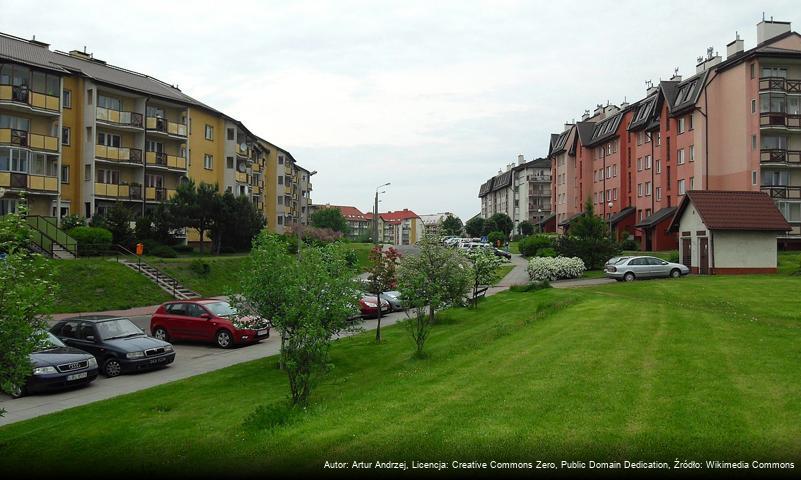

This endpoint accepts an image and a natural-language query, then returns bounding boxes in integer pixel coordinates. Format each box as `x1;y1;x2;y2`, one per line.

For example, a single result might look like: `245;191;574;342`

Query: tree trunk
198;229;205;254
375;291;382;343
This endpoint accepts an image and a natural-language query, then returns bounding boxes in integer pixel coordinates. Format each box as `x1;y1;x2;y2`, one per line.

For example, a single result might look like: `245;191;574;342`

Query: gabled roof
634;206;677;229
668;191;791;232
627;93;661;131
515;157;550;171
609;206;635;226
575;121;596;146
548;127;572;157
558;211;584;227
380;209;420;221
666;71;708;116
585;110;627;147
478;177;495;198
536;213;556;226
492;169;513;192
317;205;367;221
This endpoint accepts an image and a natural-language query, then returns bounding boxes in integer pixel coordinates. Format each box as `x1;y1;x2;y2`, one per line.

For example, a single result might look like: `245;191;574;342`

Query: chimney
498;169;503;175
593;104;604;116
69;49;92;60
517;154;525;165
29;35;49;49
757;17;791;45
670;67;682;82
620;100;629;109
581;109;590;121
727;32;745;58
646;80;658;96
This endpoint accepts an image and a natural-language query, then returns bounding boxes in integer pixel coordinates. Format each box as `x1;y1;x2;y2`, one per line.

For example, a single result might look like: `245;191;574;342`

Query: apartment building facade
365;209;424;245
548;18;801;250
308;204;370;240
419;212;456;236
478;155;552;233
0;32;312;241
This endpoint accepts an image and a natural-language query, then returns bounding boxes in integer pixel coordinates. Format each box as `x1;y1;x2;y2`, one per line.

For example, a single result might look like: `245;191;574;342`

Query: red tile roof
378;209;420;221
319;205;367;220
668;191;791;232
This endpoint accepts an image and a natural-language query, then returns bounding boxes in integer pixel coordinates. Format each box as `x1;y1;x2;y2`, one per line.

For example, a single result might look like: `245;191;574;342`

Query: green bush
536;247;556;257
173;244;194;253
60;214;86;231
620;237;639;250
190;259;211;276
487;231;506;246
150;244;178;258
668;250;680;263
509;279;551;293
519;234;553;257
69;226;112;256
344;249;358;268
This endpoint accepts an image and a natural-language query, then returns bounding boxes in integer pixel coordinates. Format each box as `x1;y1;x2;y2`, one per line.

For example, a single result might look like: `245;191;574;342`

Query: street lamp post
537;208;542;234
607;201;614;240
373;183;390;245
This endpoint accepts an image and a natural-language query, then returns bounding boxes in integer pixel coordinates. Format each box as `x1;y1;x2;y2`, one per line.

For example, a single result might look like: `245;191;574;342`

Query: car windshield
35;331;66;350
97;318;142;340
205;301;237;317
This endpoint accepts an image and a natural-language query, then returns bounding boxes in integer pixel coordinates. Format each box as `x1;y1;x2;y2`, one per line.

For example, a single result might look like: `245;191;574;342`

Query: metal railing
761;185;801;199
759;77;801;93
25;215;78;257
760;149;801;164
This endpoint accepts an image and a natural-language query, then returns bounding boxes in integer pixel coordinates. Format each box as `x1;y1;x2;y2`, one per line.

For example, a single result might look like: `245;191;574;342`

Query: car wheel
670;268;681;278
215;329;233;349
152;327;169;342
8;384;25;399
103;358;122;378
624;272;636;282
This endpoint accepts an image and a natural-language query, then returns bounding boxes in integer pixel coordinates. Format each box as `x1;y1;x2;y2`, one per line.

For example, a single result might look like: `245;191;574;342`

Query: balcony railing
0;85;60;111
145;151;187;170
145;187;176;202
0;172;58;192
0;128;59;152
235;171;248;183
760;149;801;164
236;143;250;156
94;183;143;200
96;107;144;128
146;117;187;137
761;185;801;199
760;112;801;128
759;77;801;93
95;145;143;164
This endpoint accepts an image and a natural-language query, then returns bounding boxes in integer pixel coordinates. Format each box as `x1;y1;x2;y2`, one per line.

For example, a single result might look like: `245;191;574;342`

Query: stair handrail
113;244;193;296
25;215;78;256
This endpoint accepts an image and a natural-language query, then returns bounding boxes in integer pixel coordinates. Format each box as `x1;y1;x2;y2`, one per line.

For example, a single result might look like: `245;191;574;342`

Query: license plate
149;357;166;364
67;372;87;381
257;329;269;336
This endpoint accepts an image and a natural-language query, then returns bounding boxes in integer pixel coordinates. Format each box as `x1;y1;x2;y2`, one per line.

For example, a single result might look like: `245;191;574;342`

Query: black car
51;315;175;378
10;331;99;398
493;247;512;259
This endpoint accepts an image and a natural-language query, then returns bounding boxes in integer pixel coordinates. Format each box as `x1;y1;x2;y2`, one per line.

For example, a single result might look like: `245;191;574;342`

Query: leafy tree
60;214;85;231
555;200;621;269
440;215;463;236
465;248;505;308
464;216;484;238
487;231;506;246
519;220;534;236
211;192;265;254
103;202;135;247
0;206;56;409
310;208;349;234
365;245;401;343
481;218;498;237
396;235;471;357
489;213;514;237
518;234;554;257
234;233;360;406
169;180;222;254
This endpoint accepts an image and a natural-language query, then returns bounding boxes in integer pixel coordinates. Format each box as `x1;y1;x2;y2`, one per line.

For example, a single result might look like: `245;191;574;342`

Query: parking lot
0;309;410;426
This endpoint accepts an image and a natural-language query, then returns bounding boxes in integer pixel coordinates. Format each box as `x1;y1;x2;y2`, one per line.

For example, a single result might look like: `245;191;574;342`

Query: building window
61;165;69;184
690;177;695;190
689;145;695;162
227;128;234;140
752;170;757;185
204;124;213;140
84;164;91;181
750;63;755;79
637;158;642;171
637;183;643;197
278;175;284;185
656;159;662;174
677;148;685;165
689;114;694;130
204;154;213;170
99;132;121;147
656;186;662;201
678;179;686;195
751;99;756;113
645;181;652;196
678;117;686;134
277;215;284;225
97;94;121;111
63;89;72;108
278;155;284;165
226;156;234;169
61;127;70;146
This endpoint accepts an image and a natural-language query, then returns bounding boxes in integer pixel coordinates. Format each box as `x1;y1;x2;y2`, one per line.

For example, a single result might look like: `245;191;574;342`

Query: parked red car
358;294;391;318
150;300;270;349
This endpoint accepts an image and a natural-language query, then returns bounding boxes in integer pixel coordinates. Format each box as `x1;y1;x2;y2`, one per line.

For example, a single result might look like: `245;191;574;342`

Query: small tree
440;215;463;236
170;180;222;254
489;213;513;237
481;218;498;237
519;220;534;236
555;200;621;269
365;245;401;343
466;248;505;308
396;236;471;357
464;216;484;238
311;207;350;234
487;230;506;247
234;233;360;406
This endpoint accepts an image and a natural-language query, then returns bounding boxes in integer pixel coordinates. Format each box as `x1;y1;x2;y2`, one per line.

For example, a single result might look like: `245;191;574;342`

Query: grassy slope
48;259;171;313
147;256;248;297
5;273;801;474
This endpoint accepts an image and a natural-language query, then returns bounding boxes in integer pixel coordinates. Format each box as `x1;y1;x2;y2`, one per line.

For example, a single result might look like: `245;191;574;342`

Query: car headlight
87;357;98;368
163;345;174;353
126;351;145;359
33;366;58;375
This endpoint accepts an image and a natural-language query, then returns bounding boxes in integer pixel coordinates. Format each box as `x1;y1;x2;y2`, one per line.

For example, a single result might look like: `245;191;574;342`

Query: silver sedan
604;256;689;281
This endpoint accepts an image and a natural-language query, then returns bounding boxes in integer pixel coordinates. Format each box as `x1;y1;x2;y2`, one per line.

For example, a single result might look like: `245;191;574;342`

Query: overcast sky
1;1;796;219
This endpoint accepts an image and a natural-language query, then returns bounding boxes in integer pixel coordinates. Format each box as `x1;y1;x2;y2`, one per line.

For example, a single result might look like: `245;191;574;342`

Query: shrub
519;234;553;257
668;250;680;263
536;247;557;257
60;214;85;231
509;279;551;293
344;248;358;268
527;256;586;281
554;235;621;270
190;258;211;276
69;226;112;256
620;237;639;251
173;244;194;253
487;231;506;246
149;244;177;258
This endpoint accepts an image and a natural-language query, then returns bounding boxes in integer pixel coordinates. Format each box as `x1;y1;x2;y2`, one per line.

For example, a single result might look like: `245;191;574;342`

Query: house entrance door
699;237;709;275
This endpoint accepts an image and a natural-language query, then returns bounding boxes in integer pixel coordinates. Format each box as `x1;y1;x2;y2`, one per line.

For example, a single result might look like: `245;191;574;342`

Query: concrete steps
121;260;201;300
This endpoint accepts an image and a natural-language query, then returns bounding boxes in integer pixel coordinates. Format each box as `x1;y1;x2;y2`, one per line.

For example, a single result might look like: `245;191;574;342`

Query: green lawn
343;242;374;271
6;272;800;474
48;258;171;313
509;241;520;254
147;256;248;297
493;264;514;284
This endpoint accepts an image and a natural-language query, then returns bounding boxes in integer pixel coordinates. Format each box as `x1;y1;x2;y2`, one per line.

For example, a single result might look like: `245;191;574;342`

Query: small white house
667;191;791;274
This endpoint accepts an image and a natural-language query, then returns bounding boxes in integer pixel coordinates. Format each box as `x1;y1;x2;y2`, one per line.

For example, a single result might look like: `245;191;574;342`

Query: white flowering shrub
527;256;586;281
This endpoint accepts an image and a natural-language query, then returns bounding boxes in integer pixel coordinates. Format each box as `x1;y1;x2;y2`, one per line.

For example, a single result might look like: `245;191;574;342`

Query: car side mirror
662;261;668;265
85;335;95;342
200;313;211;320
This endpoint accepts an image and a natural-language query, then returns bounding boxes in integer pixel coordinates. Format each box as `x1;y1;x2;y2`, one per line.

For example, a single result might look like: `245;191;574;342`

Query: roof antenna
83;45;87;53
674;67;679;76
762;11;765;21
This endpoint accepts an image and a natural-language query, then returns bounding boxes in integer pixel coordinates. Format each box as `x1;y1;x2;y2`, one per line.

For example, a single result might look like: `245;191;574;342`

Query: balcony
0;172;58;193
96;107;144;129
0;85;59;112
145;187;176;202
760;149;801;165
0;128;58;152
761;185;801;199
145;151;187;170
146;117;187;137
251;185;261;194
94;183;143;201
760;112;801;129
252;162;262;172
236;143;249;157
235;171;248;183
95;145;143;164
759;77;801;93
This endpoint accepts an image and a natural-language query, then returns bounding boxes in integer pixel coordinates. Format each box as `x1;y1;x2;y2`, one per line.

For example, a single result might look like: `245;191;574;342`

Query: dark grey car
604;256;689;281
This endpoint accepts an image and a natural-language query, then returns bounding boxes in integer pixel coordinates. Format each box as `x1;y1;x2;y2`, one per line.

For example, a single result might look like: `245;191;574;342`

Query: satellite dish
239;142;248;152
237;160;247;173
